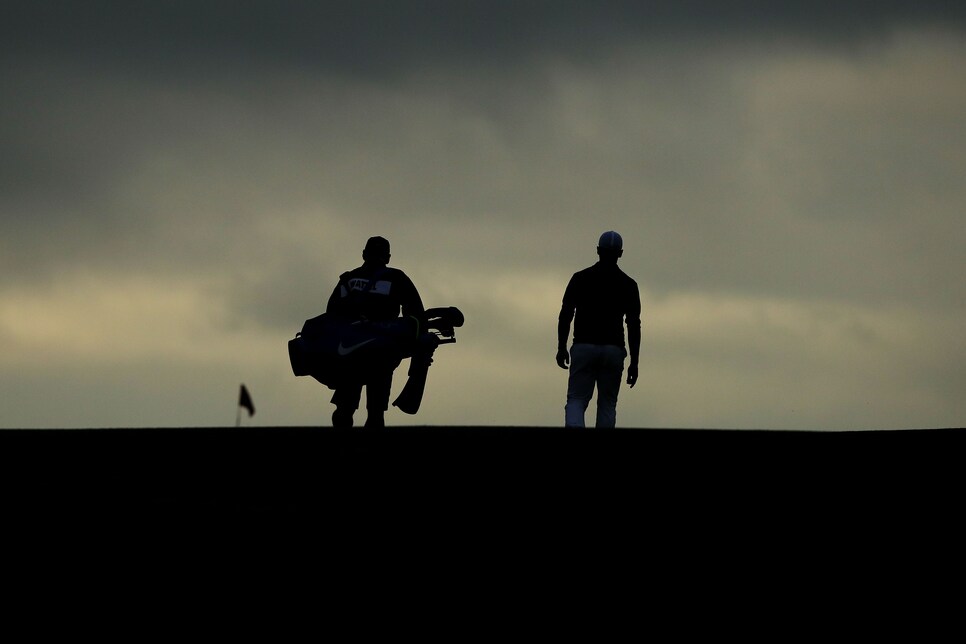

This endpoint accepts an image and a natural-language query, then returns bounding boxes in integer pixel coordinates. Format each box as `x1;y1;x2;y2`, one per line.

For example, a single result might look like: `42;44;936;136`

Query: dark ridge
2;425;963;517
4;425;963;604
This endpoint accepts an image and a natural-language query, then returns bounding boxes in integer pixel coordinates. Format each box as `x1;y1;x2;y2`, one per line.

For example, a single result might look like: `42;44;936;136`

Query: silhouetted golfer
326;236;424;428
557;231;641;428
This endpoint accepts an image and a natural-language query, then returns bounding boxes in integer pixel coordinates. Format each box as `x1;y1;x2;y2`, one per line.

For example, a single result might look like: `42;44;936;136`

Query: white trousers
565;343;626;428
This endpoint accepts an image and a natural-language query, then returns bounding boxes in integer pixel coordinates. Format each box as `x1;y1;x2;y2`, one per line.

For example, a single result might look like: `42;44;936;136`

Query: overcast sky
2;1;964;429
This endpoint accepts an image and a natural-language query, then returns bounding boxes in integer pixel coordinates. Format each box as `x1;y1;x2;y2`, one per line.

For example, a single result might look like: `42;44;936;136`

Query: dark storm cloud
4;1;966;75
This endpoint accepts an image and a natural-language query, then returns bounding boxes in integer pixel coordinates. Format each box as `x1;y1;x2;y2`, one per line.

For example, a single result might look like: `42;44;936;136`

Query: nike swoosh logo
337;338;376;356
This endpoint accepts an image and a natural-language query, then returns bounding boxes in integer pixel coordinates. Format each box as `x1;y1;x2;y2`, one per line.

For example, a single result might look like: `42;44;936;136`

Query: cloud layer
2;2;964;428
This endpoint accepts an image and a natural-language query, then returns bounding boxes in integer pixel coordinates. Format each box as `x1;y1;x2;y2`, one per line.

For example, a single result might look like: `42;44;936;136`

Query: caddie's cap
598;230;623;250
364;236;391;256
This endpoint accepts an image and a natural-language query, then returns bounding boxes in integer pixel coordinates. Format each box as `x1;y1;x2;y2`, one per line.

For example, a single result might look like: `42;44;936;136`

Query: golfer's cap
598;231;623;250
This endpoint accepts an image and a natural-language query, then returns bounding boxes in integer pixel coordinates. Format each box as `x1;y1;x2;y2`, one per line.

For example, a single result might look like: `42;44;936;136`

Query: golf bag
288;306;463;414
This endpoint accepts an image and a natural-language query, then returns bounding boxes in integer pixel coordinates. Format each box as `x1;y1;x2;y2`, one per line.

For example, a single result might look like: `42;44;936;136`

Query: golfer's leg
565;344;595;427
595;346;626;428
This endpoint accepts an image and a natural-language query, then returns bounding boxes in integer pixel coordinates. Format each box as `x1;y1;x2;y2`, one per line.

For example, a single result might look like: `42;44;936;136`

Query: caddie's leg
364;369;393;428
331;383;362;428
332;408;354;428
364;410;384;428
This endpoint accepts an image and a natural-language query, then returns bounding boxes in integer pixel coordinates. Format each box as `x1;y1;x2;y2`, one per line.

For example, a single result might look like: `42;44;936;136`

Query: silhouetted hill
4;425;963;619
3;426;963;517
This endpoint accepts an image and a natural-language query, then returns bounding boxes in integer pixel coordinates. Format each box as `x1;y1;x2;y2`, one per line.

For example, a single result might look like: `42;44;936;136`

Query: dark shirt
558;262;641;361
326;264;424;322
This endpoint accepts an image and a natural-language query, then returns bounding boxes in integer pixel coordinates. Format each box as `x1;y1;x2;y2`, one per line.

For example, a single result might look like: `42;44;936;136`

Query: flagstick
236;404;242;428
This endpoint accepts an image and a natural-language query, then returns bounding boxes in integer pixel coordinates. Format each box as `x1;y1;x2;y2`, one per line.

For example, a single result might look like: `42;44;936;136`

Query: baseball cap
598;231;623;250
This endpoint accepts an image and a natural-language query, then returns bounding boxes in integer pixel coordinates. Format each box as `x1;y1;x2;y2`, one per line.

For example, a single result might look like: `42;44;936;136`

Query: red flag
238;384;255;417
